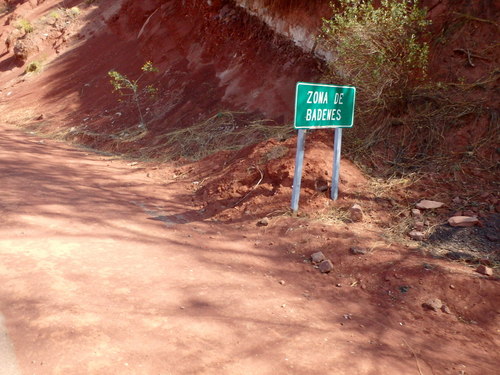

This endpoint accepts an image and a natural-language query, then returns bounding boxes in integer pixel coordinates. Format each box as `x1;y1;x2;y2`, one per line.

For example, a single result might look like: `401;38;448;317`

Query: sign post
331;128;343;200
291;129;306;212
292;82;356;212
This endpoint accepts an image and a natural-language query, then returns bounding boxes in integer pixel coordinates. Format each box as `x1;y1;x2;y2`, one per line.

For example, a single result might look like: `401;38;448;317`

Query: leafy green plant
15;19;34;33
67;6;81;18
25;60;42;74
108;61;159;129
321;0;430;108
47;9;61;20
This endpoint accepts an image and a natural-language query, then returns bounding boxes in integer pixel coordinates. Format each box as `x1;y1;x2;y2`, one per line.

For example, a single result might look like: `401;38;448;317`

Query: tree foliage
321;0;430;108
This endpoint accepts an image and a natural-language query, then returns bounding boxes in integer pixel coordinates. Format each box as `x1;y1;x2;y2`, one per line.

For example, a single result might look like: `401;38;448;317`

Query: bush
25;60;42;73
108;61;159;129
15;18;34;33
321;0;430;109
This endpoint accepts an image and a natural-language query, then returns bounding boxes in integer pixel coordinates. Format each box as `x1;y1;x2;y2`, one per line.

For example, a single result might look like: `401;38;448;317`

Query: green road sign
294;82;356;129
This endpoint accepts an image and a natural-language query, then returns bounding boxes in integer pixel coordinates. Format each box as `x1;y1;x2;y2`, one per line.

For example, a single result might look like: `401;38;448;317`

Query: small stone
414;221;425;231
441;305;452;314
349;204;364;222
411;209;422;218
462;210;475;217
311;251;326;264
336;283;342;287
35;114;44;121
416;200;445;210
257;217;269;226
476;265;493;276
279;280;285;285
319;260;333;273
350;246;367;255
409;230;425;241
448;216;479;227
449;284;455;289
452;197;461;204
422;298;443;312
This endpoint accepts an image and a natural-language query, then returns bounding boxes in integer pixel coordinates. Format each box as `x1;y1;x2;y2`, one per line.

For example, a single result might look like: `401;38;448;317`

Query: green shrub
25;61;42;74
321;0;430;109
16;19;34;33
67;6;81;18
108;61;159;128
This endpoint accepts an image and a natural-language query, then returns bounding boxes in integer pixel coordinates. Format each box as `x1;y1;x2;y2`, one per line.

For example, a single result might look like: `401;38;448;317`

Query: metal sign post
291;129;306;213
291;82;356;212
331;128;342;201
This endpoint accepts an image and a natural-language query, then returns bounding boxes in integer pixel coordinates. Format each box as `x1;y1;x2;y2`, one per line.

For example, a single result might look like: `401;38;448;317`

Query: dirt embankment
0;0;321;150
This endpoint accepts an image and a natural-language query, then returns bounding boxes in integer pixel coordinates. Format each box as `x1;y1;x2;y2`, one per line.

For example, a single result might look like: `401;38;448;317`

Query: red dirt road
0;125;498;375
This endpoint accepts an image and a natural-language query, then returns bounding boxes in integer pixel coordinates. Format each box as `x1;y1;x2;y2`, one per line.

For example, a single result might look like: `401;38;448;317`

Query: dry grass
141;111;293;161
260;0;325;13
313;205;351;224
17;111;294;163
344;74;497;177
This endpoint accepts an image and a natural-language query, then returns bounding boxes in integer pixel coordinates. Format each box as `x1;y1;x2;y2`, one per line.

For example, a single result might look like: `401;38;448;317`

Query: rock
408;230;425;241
279;280;285;285
350;246;367;255
422;298;443;312
311;251;326;264
349;204;363;222
476;265;493;276
414;221;425;231
411;209;422;218
257;217;269;226
318;260;333;273
462;210;475;217
441;305;452;314
315;178;329;192
452;196;462;204
416;200;445;210
448;216;479;227
13;39;30;62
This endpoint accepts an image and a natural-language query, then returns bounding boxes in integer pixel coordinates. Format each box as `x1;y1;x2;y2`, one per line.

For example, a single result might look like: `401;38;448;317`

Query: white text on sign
306;91;344;105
